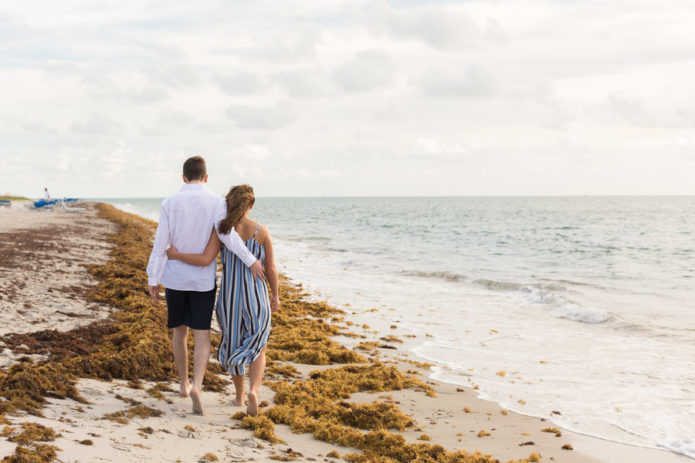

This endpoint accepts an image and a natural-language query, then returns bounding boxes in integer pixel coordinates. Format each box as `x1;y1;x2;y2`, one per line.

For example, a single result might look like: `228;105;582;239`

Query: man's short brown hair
183;156;206;181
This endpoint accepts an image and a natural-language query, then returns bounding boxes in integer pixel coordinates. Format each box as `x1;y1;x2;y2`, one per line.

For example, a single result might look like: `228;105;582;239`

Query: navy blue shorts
165;286;216;330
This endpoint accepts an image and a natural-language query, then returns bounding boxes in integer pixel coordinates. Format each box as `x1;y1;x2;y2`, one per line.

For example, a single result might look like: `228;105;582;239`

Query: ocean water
97;196;695;459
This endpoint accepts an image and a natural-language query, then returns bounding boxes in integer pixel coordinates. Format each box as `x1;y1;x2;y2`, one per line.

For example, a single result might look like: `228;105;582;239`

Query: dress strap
252;224;261;238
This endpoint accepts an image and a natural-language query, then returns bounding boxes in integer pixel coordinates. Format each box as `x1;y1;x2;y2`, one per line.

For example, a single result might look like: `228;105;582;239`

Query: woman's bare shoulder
255;223;271;245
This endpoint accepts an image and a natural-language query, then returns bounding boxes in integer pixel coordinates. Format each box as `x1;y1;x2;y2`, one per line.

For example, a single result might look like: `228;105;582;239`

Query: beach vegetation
0;204;561;463
239;415;284;443
1;443;59;463
379;335;403;344
541;427;562;437
6;423;57;445
104;405;163;424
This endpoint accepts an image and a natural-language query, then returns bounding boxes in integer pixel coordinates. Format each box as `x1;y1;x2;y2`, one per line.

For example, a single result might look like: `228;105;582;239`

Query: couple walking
146;156;279;416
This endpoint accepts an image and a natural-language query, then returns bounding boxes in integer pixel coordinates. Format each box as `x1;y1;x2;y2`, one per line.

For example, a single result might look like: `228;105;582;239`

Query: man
146;156;264;415
43;188;51;200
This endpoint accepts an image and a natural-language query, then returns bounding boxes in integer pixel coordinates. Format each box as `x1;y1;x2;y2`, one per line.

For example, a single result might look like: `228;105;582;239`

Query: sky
1;0;694;198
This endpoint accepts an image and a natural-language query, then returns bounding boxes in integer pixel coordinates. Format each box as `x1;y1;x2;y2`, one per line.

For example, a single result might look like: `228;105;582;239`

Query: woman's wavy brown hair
218;184;255;235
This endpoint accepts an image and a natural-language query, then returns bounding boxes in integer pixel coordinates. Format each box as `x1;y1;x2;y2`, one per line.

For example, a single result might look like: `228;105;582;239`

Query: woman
166;184;279;416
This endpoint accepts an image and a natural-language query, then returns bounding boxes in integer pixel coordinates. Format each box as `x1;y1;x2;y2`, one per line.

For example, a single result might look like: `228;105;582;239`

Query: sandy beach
0;202;689;463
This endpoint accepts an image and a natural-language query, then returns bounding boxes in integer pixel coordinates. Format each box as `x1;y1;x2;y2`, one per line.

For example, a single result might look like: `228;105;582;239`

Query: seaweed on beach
238;415;284;443
0;422;59;463
266;286;368;366
104;405;163;424
0;204;544;463
0;361;84;415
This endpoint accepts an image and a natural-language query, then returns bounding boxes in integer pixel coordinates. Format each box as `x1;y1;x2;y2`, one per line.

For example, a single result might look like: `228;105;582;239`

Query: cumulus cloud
228;144;272;161
226;100;296;130
333;50;393;93
213;71;265;95
410;137;478;161
247;29;321;63
70;113;122;135
283;167;341;178
1;0;694;196
419;66;496;98
149;64;202;88
608;92;695;128
367;4;500;50
272;67;332;99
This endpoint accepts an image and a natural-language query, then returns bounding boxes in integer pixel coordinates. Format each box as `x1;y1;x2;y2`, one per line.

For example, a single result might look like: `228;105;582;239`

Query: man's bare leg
247;346;266;416
189;329;211;415
232;375;245;406
171;326;190;397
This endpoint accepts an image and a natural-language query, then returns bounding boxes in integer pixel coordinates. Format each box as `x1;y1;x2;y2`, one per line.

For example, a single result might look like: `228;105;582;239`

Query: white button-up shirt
146;183;256;291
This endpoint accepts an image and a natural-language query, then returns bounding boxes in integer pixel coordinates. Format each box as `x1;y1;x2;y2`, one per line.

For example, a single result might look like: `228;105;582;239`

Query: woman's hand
166;245;180;260
270;296;280;313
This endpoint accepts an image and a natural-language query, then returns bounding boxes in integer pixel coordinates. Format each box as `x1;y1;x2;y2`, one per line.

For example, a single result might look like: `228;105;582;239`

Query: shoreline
0;202;689;462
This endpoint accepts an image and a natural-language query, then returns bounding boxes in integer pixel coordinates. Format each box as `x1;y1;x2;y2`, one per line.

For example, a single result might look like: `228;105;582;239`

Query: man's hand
250;260;265;282
148;285;160;303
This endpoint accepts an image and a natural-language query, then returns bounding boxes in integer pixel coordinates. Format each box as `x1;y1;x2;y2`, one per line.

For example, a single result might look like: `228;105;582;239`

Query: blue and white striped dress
216;224;271;376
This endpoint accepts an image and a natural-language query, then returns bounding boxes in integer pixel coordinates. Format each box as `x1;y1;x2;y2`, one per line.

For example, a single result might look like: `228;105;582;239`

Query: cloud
228;144;272;161
608;92;695;128
410;137;477;161
419;66;496;98
123;85;169;104
272;67;332;99
333;50;393;93
70;113;122;135
247;29;321;63
213;71;264;95
225;100;296;130
283;167;341;178
367;4;499;50
149;64;202;88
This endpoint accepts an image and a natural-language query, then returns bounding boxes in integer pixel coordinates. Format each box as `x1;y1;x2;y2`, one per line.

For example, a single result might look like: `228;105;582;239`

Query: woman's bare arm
166;229;221;266
261;226;280;312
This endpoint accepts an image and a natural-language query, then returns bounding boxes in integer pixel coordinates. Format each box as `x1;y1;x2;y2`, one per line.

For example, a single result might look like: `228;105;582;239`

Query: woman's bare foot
190;388;204;415
232;396;244;406
246;391;259;416
179;380;191;398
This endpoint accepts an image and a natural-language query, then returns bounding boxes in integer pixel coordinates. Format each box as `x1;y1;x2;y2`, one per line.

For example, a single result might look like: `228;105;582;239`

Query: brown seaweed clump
266;283;368;366
104;405;163;424
1;444;59;463
541;427;562;437
239;415;284;443
5;422;57;445
0;362;84;415
0;204;180;417
0;422;59;463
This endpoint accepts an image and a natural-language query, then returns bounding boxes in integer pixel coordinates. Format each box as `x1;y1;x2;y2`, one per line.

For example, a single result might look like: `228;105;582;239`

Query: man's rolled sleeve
214;200;258;267
146;204;170;286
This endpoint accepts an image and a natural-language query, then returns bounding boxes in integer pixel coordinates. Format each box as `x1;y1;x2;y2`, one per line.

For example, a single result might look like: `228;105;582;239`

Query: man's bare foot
232;396;244;406
179;381;191;398
190;388;204;415
246;391;258;416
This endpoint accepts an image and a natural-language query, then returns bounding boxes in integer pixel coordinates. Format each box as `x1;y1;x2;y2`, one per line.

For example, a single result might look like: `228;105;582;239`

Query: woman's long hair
218;184;255;235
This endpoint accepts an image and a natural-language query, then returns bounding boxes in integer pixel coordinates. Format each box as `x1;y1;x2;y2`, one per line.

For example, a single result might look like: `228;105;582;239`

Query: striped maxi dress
216;224;271;375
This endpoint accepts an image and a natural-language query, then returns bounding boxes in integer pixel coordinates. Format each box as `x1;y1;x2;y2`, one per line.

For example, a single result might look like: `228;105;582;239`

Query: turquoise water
97;196;695;458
